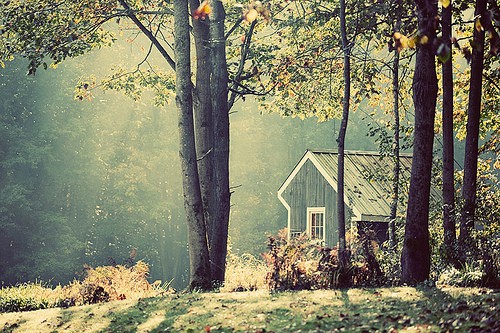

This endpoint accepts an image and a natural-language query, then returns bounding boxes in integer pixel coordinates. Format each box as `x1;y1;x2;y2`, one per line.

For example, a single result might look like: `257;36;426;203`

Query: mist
0;42;379;290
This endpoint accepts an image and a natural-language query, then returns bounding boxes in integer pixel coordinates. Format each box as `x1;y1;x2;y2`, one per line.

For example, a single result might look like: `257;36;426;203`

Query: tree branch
228;20;257;109
118;0;176;71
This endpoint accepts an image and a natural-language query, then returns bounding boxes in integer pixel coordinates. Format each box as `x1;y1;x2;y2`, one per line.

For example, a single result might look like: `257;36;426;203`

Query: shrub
0;283;54;313
0;261;172;312
263;229;384;291
437;261;484;287
263;230;321;291
436;236;499;289
59;261;164;306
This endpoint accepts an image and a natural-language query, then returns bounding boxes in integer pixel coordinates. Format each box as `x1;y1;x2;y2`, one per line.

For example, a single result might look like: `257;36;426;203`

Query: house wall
281;159;338;247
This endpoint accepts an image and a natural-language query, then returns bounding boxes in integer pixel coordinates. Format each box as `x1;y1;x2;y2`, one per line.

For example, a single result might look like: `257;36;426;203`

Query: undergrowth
0;261;172;313
263;229;384;291
221;253;267;292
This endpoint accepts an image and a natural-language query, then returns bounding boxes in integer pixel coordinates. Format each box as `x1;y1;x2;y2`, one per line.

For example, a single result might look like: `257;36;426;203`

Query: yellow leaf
193;0;211;20
420;35;429;45
0;60;4;69
244;8;258;23
475;18;483;32
408;37;416;49
399;35;408;49
440;0;450;8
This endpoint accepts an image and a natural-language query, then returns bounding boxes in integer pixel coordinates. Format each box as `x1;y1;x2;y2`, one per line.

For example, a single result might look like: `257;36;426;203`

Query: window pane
310;212;324;240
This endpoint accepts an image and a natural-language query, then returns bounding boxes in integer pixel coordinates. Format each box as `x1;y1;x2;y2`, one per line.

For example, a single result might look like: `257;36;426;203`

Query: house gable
278;156;338;246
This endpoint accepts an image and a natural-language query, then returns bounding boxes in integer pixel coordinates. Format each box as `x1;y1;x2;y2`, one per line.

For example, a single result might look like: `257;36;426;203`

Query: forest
0;0;499;329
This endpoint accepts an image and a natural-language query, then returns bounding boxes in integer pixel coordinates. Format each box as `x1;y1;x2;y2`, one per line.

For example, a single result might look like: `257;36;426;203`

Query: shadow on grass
417;285;500;332
100;296;186;333
95;287;500;333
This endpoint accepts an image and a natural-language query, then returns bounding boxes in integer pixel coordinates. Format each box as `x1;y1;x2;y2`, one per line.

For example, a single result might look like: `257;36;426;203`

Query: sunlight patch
137;309;167;333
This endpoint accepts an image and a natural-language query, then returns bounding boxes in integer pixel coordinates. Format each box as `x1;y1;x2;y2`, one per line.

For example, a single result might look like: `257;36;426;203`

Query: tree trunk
441;0;457;265
401;0;438;284
174;0;211;290
459;0;486;261
337;0;350;259
189;0;216;265
389;0;402;249
209;0;230;286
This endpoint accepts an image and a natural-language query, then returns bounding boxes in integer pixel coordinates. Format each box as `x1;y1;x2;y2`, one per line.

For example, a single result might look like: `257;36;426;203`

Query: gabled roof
277;149;413;222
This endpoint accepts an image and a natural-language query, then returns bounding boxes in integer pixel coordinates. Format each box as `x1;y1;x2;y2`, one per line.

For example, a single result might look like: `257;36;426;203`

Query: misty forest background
1;1;494;290
0;38;390;289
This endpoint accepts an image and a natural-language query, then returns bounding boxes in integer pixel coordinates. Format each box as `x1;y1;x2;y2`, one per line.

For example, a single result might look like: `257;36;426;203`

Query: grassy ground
1;286;498;333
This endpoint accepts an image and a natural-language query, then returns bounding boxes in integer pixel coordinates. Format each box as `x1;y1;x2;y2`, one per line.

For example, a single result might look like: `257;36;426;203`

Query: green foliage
0;0;117;74
430;160;500;288
0;283;52;313
438;261;485;287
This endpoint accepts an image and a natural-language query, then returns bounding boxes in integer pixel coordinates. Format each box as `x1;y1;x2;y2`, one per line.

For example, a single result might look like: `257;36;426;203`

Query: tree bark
389;0;402;249
401;0;438;284
174;0;211;290
459;0;486;261
441;0;457;265
337;0;350;259
208;0;231;286
189;0;216;268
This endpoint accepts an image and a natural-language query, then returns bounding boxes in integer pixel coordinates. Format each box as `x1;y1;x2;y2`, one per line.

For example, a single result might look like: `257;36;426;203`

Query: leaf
193;1;211;20
408;37;416;49
440;0;450;8
244;8;259;23
475;18;483;32
436;42;451;63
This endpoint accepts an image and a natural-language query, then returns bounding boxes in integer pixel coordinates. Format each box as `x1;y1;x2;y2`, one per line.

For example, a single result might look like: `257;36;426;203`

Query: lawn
1;286;499;332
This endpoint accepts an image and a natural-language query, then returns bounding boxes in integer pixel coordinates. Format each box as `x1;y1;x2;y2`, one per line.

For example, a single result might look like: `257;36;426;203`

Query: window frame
306;207;326;243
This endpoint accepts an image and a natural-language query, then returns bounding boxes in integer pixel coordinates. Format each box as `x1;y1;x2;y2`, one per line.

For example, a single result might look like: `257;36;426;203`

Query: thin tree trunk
459;0;486;261
174;0;211;290
389;0;402;248
189;0;216;262
441;0;457;265
401;0;438;284
337;0;350;260
209;0;230;286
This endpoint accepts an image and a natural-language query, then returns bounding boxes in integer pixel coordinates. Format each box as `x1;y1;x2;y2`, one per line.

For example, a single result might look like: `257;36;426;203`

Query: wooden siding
281;159;338;247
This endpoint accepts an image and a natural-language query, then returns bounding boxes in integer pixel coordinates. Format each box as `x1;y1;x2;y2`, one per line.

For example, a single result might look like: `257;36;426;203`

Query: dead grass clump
221;253;267;292
58;261;167;306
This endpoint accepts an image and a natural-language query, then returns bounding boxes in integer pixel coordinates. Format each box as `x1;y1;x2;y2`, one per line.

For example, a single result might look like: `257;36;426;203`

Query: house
277;149;413;246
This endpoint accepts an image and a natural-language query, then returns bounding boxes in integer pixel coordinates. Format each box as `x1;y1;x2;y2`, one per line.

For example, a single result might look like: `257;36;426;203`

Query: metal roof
278;149;413;221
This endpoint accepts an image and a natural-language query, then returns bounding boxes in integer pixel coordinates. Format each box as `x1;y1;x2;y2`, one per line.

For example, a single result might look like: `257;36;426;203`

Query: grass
1;286;499;332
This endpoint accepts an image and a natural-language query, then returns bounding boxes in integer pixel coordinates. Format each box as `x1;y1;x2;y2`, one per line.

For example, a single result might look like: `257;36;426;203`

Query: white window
307;207;326;242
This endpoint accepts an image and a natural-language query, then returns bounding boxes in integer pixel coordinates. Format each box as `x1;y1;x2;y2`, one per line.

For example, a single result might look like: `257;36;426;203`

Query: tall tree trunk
389;0;402;249
189;0;216;265
401;0;438;284
209;0;230;286
174;0;211;290
441;0;458;265
337;0;350;260
459;0;486;260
